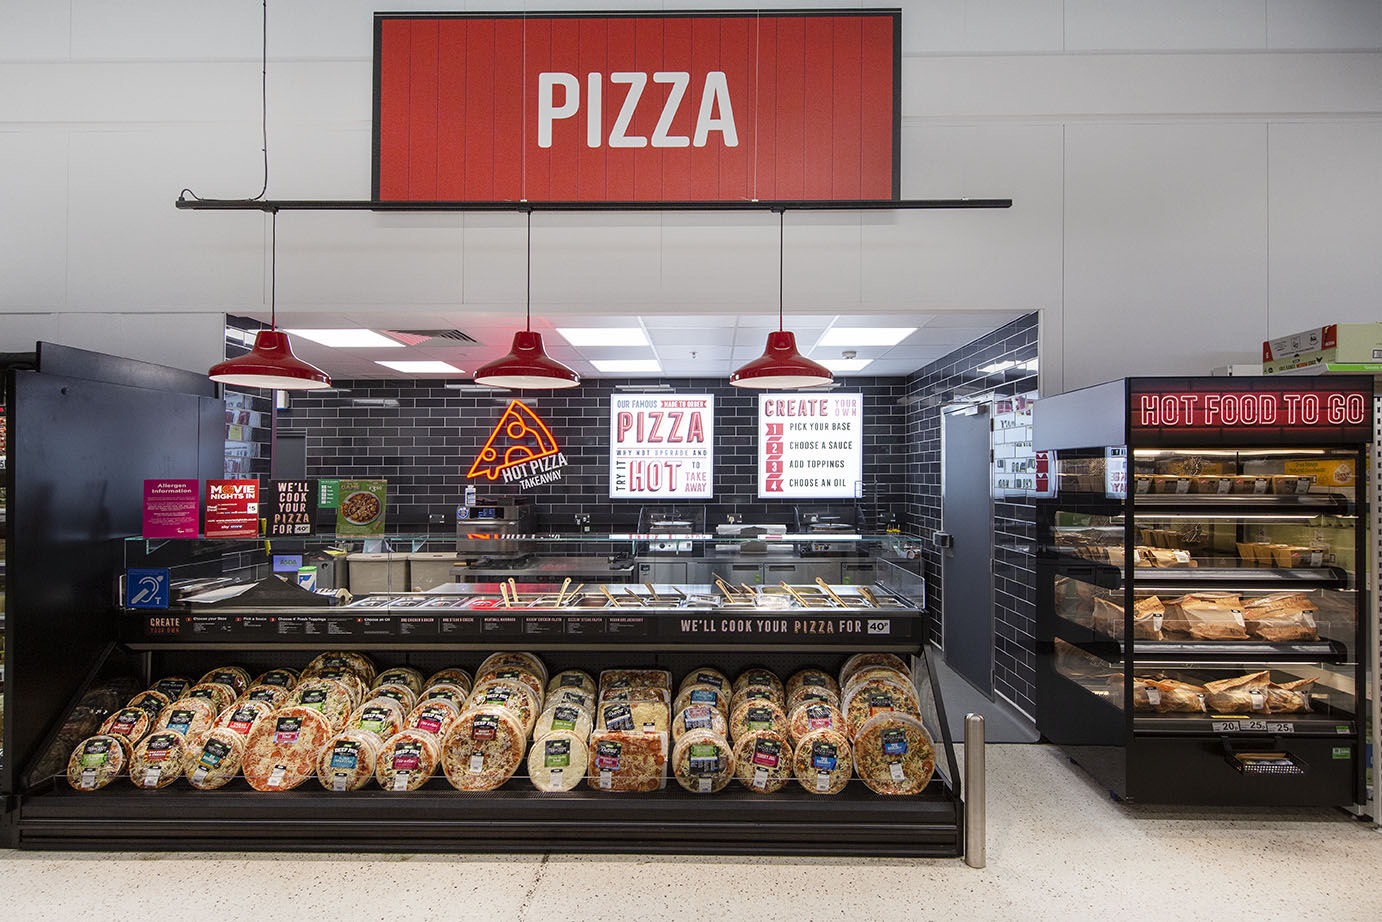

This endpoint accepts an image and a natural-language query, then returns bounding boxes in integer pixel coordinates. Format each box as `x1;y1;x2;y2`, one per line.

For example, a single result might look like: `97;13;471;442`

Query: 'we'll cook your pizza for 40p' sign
759;394;863;498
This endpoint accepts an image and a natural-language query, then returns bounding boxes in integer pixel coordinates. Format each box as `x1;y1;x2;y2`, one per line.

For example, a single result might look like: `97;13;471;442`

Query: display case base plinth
17;782;963;858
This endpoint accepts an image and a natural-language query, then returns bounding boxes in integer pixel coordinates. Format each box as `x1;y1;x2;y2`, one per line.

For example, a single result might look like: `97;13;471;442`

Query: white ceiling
243;308;1027;381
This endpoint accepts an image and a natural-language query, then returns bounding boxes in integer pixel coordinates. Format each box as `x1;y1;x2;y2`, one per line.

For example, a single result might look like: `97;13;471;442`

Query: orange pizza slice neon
466;401;562;481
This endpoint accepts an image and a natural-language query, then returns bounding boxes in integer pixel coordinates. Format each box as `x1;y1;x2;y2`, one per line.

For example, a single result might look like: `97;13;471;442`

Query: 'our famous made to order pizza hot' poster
609;394;713;498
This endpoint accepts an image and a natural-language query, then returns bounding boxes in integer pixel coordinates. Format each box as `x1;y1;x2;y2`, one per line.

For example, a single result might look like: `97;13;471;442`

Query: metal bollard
963;713;986;868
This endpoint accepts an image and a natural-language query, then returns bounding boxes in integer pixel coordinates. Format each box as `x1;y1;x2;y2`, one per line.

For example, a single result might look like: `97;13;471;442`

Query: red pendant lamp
209;211;331;390
473;211;581;390
730;211;833;390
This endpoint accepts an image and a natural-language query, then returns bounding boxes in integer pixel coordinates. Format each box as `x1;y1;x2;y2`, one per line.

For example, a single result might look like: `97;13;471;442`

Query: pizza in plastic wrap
728;699;788;744
242;684;293;709
304;651;376;685
532;703;593;743
242;705;333;792
376;729;442;792
99;707;152;744
852;712;936;795
545;688;595;716
370;682;420;713
671;728;735;794
348;696;407;743
671;705;730;744
440;707;527;792
478;652;548;688
129;730;189;790
792;727;853;795
673;684;729;718
677;667;730;696
306;669;367;709
404;698;462;739
251;667;301;691
587;730;668;792
372;666;425;697
155;697;217;738
788;701;846;744
596;698;669;735
466;680;540;736
425;667;474;694
476;666;545;705
842;677;922;740
730;685;785;715
184;727;247;791
197;666;251;696
527;729;589;792
839;653;909;688
598;668;672;699
316;729;381;792
420;683;469;709
66;734;132;792
732;729;792;793
786;667;841;703
842;665;912;700
545;669;596;699
126;689;170;721
786;685;842;713
214;699;274;738
185;681;238;715
732;667;784;700
151;676;193;702
287;677;355;732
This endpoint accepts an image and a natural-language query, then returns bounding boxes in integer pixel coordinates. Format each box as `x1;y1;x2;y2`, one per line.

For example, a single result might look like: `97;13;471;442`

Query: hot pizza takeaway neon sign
467;401;569;490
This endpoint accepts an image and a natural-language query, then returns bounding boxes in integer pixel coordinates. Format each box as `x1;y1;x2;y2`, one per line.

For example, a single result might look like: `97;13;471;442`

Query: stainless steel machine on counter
795;505;863;556
455;496;537;560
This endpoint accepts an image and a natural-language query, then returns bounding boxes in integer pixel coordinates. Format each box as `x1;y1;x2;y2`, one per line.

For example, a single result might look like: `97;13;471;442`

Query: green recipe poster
335;480;386;535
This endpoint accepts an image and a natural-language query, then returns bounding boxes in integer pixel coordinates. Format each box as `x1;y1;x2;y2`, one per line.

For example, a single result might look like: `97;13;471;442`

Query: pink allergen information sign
142;479;201;538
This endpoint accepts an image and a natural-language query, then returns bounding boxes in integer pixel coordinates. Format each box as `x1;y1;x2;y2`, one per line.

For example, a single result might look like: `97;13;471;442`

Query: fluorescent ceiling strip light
592;359;662;373
286;329;406;348
557;327;649;347
375;360;464;374
818;327;915;347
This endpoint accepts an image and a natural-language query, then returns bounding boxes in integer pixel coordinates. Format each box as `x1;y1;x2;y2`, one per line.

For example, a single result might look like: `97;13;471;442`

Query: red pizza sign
373;11;900;202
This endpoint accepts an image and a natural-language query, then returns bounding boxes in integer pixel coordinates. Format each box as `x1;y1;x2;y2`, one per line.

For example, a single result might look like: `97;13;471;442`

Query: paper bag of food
1163;593;1248;640
1204;671;1271;713
1264;677;1315;714
1243;593;1320;642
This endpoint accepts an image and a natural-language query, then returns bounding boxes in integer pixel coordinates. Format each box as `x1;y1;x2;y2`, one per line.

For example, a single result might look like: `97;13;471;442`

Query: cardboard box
1262;322;1382;374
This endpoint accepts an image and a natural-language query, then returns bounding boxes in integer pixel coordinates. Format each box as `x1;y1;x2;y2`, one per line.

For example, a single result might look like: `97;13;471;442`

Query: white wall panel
0;131;68;310
50;312;224;373
69;1;262;61
1267;120;1382;331
903;54;1382;120
0;314;59;353
0;62;264;124
660;213;780;309
867;124;1063;313
904;0;1063;54
1267;0;1382;50
527;215;665;309
65;128;264;312
1064;1;1267;52
1063;123;1269;390
0;1;70;60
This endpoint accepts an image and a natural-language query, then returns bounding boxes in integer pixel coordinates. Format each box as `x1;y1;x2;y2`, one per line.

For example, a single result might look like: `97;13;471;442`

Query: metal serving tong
814;577;849;607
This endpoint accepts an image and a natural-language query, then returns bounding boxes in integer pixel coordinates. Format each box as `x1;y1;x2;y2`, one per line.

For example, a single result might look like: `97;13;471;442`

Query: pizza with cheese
214;699;274;738
440;707;527;792
286;677;355;732
732;729;792;793
792;727;852;795
129;730;189;790
586;730;668;793
316;729;381;792
671;728;735;794
372;666;425;697
66;734;132;792
154;697;217;739
242;705;333;791
184;727;247;791
728;699;788;744
375;729;442;792
197;666;251;696
125;689;170;722
787;701;846;744
852;712;935;796
526;730;589;793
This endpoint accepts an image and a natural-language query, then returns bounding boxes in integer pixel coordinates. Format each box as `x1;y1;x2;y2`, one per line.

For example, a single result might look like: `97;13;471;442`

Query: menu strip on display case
758;393;863;498
609;394;713;498
127;609;920;647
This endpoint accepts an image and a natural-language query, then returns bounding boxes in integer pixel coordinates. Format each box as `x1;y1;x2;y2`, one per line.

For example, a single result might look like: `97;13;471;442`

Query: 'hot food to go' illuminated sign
610;394;714;498
1128;378;1374;446
758;393;863;498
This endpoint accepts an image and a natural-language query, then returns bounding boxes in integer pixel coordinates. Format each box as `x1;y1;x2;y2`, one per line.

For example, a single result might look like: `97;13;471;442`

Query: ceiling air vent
385;329;479;346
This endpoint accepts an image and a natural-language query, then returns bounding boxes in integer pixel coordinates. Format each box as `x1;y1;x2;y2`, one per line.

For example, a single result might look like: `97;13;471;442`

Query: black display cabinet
1033;375;1373;805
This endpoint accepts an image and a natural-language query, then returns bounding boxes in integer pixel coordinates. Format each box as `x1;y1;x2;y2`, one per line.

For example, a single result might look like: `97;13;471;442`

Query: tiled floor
2;744;1379;921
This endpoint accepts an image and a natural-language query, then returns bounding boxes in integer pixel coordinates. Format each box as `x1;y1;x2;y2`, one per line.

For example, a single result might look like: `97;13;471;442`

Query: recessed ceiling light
591;359;662;374
980;360;1017;374
818;358;873;372
557;327;649;347
818;327;915;347
285;329;406;348
375;360;464;374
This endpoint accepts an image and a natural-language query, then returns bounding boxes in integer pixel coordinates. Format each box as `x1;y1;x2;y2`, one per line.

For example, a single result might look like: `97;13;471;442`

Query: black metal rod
175;197;1012;213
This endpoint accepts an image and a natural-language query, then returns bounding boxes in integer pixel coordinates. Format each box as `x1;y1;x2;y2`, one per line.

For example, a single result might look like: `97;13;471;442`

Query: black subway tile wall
902;313;1039;718
286;378;911;533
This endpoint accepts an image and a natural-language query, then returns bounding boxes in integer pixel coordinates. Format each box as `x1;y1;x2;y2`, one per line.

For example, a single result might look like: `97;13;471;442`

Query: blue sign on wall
125;568;171;609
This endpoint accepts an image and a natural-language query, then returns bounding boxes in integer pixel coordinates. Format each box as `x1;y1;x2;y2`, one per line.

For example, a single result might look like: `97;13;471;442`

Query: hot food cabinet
1033;376;1373;806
